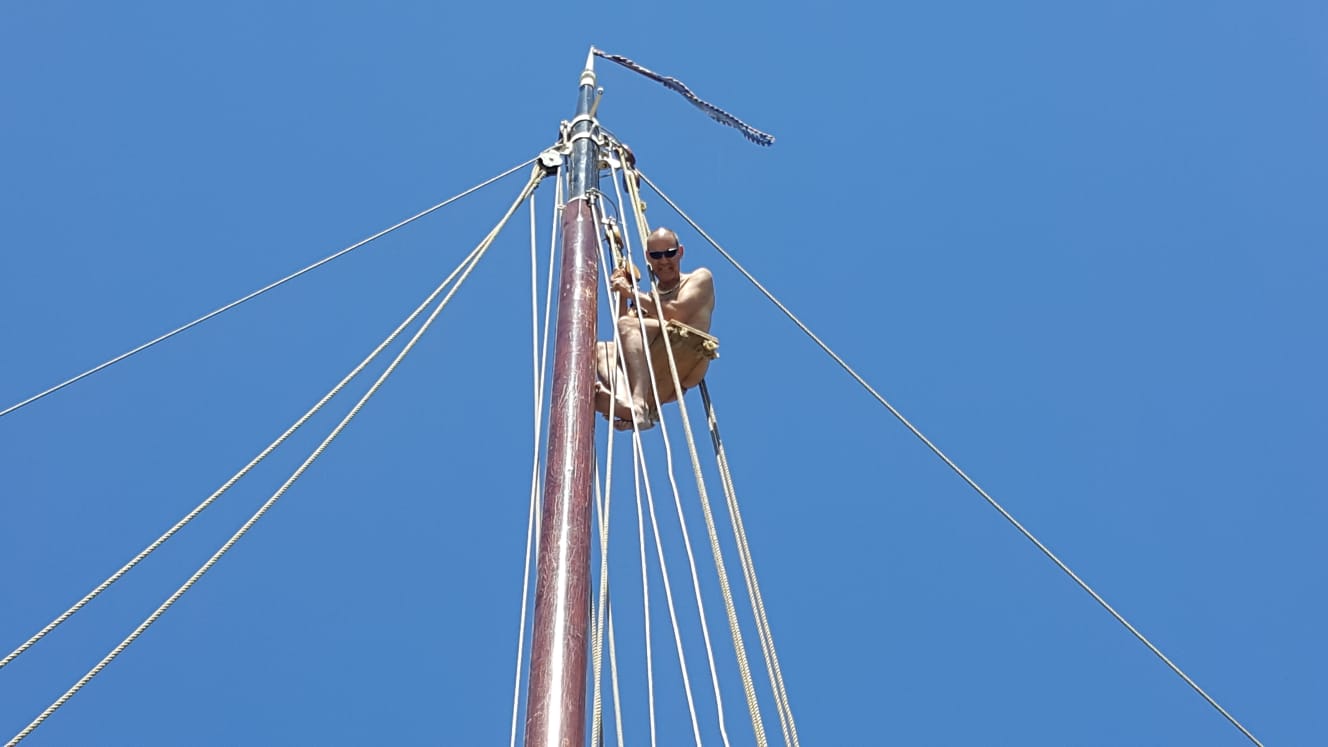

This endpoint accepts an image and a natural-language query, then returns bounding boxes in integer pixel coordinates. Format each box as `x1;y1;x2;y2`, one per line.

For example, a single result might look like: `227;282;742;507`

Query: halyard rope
700;381;799;746
633;432;708;746
590;203;620;747
618;167;730;747
509;178;562;747
620;153;765;746
595;170;705;744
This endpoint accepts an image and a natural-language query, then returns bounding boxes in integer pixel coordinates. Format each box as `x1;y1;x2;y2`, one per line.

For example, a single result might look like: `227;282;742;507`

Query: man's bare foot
613;406;656;432
594;381;615;421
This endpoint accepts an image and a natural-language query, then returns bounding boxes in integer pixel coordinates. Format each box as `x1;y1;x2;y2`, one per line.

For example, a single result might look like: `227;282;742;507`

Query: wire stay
636;169;1264;747
5;165;548;747
0;157;537;420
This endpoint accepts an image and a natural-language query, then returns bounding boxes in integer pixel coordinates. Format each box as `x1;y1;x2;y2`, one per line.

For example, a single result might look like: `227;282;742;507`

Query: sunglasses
647;247;680;260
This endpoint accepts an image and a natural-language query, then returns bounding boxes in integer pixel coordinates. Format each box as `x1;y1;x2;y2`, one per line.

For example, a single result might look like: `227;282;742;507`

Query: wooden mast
523;49;600;747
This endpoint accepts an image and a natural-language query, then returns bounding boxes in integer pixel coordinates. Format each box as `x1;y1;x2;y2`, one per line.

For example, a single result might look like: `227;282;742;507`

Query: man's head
645;227;684;285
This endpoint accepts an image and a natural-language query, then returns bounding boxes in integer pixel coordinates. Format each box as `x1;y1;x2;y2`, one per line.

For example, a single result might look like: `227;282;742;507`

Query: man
595;227;715;431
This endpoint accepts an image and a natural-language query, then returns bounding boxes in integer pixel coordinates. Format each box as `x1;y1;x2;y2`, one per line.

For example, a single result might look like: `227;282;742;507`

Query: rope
0;157;539;420
633;435;660;747
700;381;799;746
613;163;730;747
655;334;766;747
603;158;661;746
509;180;561;747
6;166;548;747
632;432;705;746
590;209;612;747
591;48;775;147
591;464;612;747
0;216;500;674
636;170;1266;747
598;164;664;746
594;184;703;745
591;200;627;747
606;596;625;747
618;155;764;746
536;175;565;544
705;382;795;746
590;464;627;747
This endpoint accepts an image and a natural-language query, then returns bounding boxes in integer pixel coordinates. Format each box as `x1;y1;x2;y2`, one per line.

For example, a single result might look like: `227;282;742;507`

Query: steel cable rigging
638;169;1264;747
0;158;537;421
2;120;1264;746
4;163;549;747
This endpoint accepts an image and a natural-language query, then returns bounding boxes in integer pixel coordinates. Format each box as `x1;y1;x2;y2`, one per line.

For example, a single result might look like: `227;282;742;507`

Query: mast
524;49;600;747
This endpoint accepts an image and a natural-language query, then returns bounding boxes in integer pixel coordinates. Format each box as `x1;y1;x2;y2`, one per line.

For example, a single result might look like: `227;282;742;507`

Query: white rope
621;300;731;747
588;177;668;744
637;170;1265;747
591;201;624;747
509;181;560;747
647;306;765;747
620;154;777;743
606;596;625;747
7;167;548;747
700;381;798;746
0;157;538;420
632;427;659;746
618;156;744;746
600;174;722;739
604;169;661;746
1;221;497;674
591;465;611;747
537;173;565;538
536;175;564;551
589;460;627;747
509;458;540;747
633;432;704;746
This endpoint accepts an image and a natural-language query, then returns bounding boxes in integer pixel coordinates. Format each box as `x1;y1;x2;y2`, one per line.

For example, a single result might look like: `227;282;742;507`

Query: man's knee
616;314;641;338
596;342;616;378
681;361;710;391
618;315;664;343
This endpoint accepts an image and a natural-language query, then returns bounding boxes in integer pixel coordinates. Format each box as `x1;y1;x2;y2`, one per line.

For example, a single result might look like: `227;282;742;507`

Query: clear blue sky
2;2;1324;745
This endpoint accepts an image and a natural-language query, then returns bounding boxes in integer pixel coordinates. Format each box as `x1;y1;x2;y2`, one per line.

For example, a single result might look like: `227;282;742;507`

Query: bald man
595;227;715;430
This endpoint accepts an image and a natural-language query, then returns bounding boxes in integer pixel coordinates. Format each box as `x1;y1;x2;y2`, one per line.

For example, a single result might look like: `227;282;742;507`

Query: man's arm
610;269;658;318
663;268;715;328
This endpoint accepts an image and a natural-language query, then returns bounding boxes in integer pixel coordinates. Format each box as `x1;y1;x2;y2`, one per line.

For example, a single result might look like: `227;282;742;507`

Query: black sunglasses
647;247;680;260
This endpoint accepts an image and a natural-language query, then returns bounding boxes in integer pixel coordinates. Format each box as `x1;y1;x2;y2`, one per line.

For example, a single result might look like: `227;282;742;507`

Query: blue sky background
2;2;1324;745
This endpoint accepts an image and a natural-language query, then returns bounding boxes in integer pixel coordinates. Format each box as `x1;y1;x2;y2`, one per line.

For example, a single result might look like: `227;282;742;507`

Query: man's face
645;236;682;279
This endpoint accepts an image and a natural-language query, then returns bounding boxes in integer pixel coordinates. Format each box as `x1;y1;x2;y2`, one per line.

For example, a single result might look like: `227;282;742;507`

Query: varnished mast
523;50;601;747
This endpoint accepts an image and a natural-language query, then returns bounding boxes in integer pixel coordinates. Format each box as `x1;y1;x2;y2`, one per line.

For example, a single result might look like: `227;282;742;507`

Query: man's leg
596;340;637;423
615;315;662;428
679;358;711;393
595;341;625;421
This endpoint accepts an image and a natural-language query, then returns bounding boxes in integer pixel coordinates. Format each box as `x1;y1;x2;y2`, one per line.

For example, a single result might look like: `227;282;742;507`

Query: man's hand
610;268;634;296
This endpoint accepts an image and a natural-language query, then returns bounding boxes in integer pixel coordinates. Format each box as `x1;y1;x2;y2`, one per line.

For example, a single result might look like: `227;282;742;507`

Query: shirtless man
595;227;715;430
